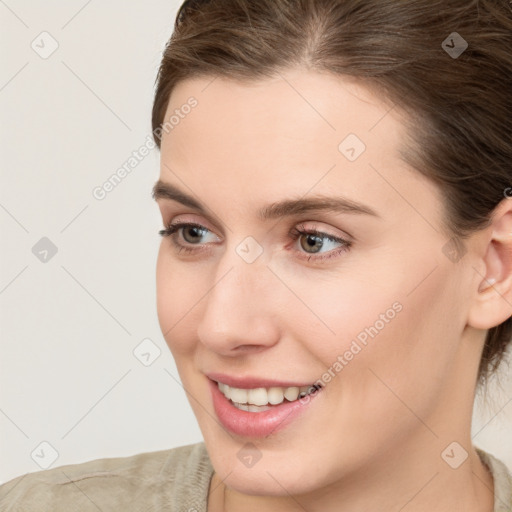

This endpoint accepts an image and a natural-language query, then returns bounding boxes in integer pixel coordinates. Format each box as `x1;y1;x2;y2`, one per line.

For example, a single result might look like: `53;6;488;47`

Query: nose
196;251;280;356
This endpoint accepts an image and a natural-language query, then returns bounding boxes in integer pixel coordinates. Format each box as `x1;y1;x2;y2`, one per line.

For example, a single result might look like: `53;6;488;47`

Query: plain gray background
1;0;511;484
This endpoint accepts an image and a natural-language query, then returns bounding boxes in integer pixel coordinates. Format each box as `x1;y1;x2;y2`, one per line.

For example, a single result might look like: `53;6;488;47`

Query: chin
205;441;325;498
220;467;308;497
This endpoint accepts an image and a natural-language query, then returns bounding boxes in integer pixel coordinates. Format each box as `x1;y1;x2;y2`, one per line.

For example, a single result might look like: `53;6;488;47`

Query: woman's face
154;69;481;496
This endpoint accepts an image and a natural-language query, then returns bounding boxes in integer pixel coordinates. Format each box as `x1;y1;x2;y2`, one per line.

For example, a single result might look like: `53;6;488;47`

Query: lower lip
208;378;322;438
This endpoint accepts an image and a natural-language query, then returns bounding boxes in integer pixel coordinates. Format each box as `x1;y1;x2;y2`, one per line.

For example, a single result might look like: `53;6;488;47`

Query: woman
1;0;511;510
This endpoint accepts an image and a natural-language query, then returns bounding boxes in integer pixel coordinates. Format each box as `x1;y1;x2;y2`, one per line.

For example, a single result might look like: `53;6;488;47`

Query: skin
154;68;512;512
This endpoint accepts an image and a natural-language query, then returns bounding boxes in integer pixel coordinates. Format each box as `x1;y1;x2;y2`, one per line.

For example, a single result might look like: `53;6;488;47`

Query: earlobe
467;200;512;330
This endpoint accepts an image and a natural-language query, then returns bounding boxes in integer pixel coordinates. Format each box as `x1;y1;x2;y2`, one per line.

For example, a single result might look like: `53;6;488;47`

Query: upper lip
205;372;322;389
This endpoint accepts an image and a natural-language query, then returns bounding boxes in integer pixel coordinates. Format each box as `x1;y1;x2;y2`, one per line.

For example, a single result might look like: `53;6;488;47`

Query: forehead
163;70;396;162
163;70;400;155
158;69;440;224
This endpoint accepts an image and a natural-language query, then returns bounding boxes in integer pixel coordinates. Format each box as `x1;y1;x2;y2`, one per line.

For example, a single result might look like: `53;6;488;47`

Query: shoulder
476;447;512;512
0;442;213;512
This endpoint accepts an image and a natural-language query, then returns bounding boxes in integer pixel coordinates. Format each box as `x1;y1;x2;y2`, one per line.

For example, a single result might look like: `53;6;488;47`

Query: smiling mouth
214;380;323;412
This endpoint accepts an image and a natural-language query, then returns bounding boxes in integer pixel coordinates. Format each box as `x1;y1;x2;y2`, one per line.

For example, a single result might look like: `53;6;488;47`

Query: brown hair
151;0;512;386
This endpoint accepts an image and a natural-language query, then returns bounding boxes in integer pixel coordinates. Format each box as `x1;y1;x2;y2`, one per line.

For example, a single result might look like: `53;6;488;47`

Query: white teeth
248;388;268;406
267;387;284;405
248;404;271;412
231;402;273;413
229;387;248;404
217;381;320;407
284;386;299;401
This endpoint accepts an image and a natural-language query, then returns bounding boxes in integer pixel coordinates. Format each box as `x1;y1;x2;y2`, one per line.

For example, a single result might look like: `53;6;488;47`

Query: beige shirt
1;442;511;511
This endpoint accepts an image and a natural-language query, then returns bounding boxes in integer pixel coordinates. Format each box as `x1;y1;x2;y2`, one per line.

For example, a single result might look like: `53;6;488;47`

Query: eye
158;221;352;262
288;223;352;262
158;222;219;255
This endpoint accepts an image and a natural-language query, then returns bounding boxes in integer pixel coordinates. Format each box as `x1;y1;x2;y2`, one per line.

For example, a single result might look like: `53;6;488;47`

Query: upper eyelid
158;208;225;235
165;220;352;245
158;203;357;241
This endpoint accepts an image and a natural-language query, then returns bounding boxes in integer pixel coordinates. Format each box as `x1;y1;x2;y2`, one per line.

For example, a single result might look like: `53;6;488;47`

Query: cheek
297;252;462;399
275;260;403;369
296;267;463;467
155;245;169;328
155;247;205;356
300;286;398;369
327;263;463;425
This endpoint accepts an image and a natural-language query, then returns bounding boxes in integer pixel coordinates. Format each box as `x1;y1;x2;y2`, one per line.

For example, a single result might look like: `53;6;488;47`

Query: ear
467;197;512;330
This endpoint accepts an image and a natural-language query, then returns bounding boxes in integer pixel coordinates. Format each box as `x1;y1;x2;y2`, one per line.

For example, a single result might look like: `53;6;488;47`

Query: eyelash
158;222;352;262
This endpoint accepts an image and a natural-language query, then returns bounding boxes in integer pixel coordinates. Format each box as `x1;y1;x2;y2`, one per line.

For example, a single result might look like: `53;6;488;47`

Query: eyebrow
151;180;380;220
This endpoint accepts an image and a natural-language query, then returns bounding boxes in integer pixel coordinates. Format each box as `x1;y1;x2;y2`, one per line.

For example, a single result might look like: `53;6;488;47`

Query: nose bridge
196;242;279;352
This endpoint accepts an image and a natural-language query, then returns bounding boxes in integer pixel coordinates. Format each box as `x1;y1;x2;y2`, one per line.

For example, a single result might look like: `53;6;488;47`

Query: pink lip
205;372;319;389
208;377;323;438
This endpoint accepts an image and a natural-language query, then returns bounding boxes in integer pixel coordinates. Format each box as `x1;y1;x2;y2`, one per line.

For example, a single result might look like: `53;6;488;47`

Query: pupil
304;234;322;253
185;227;202;242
